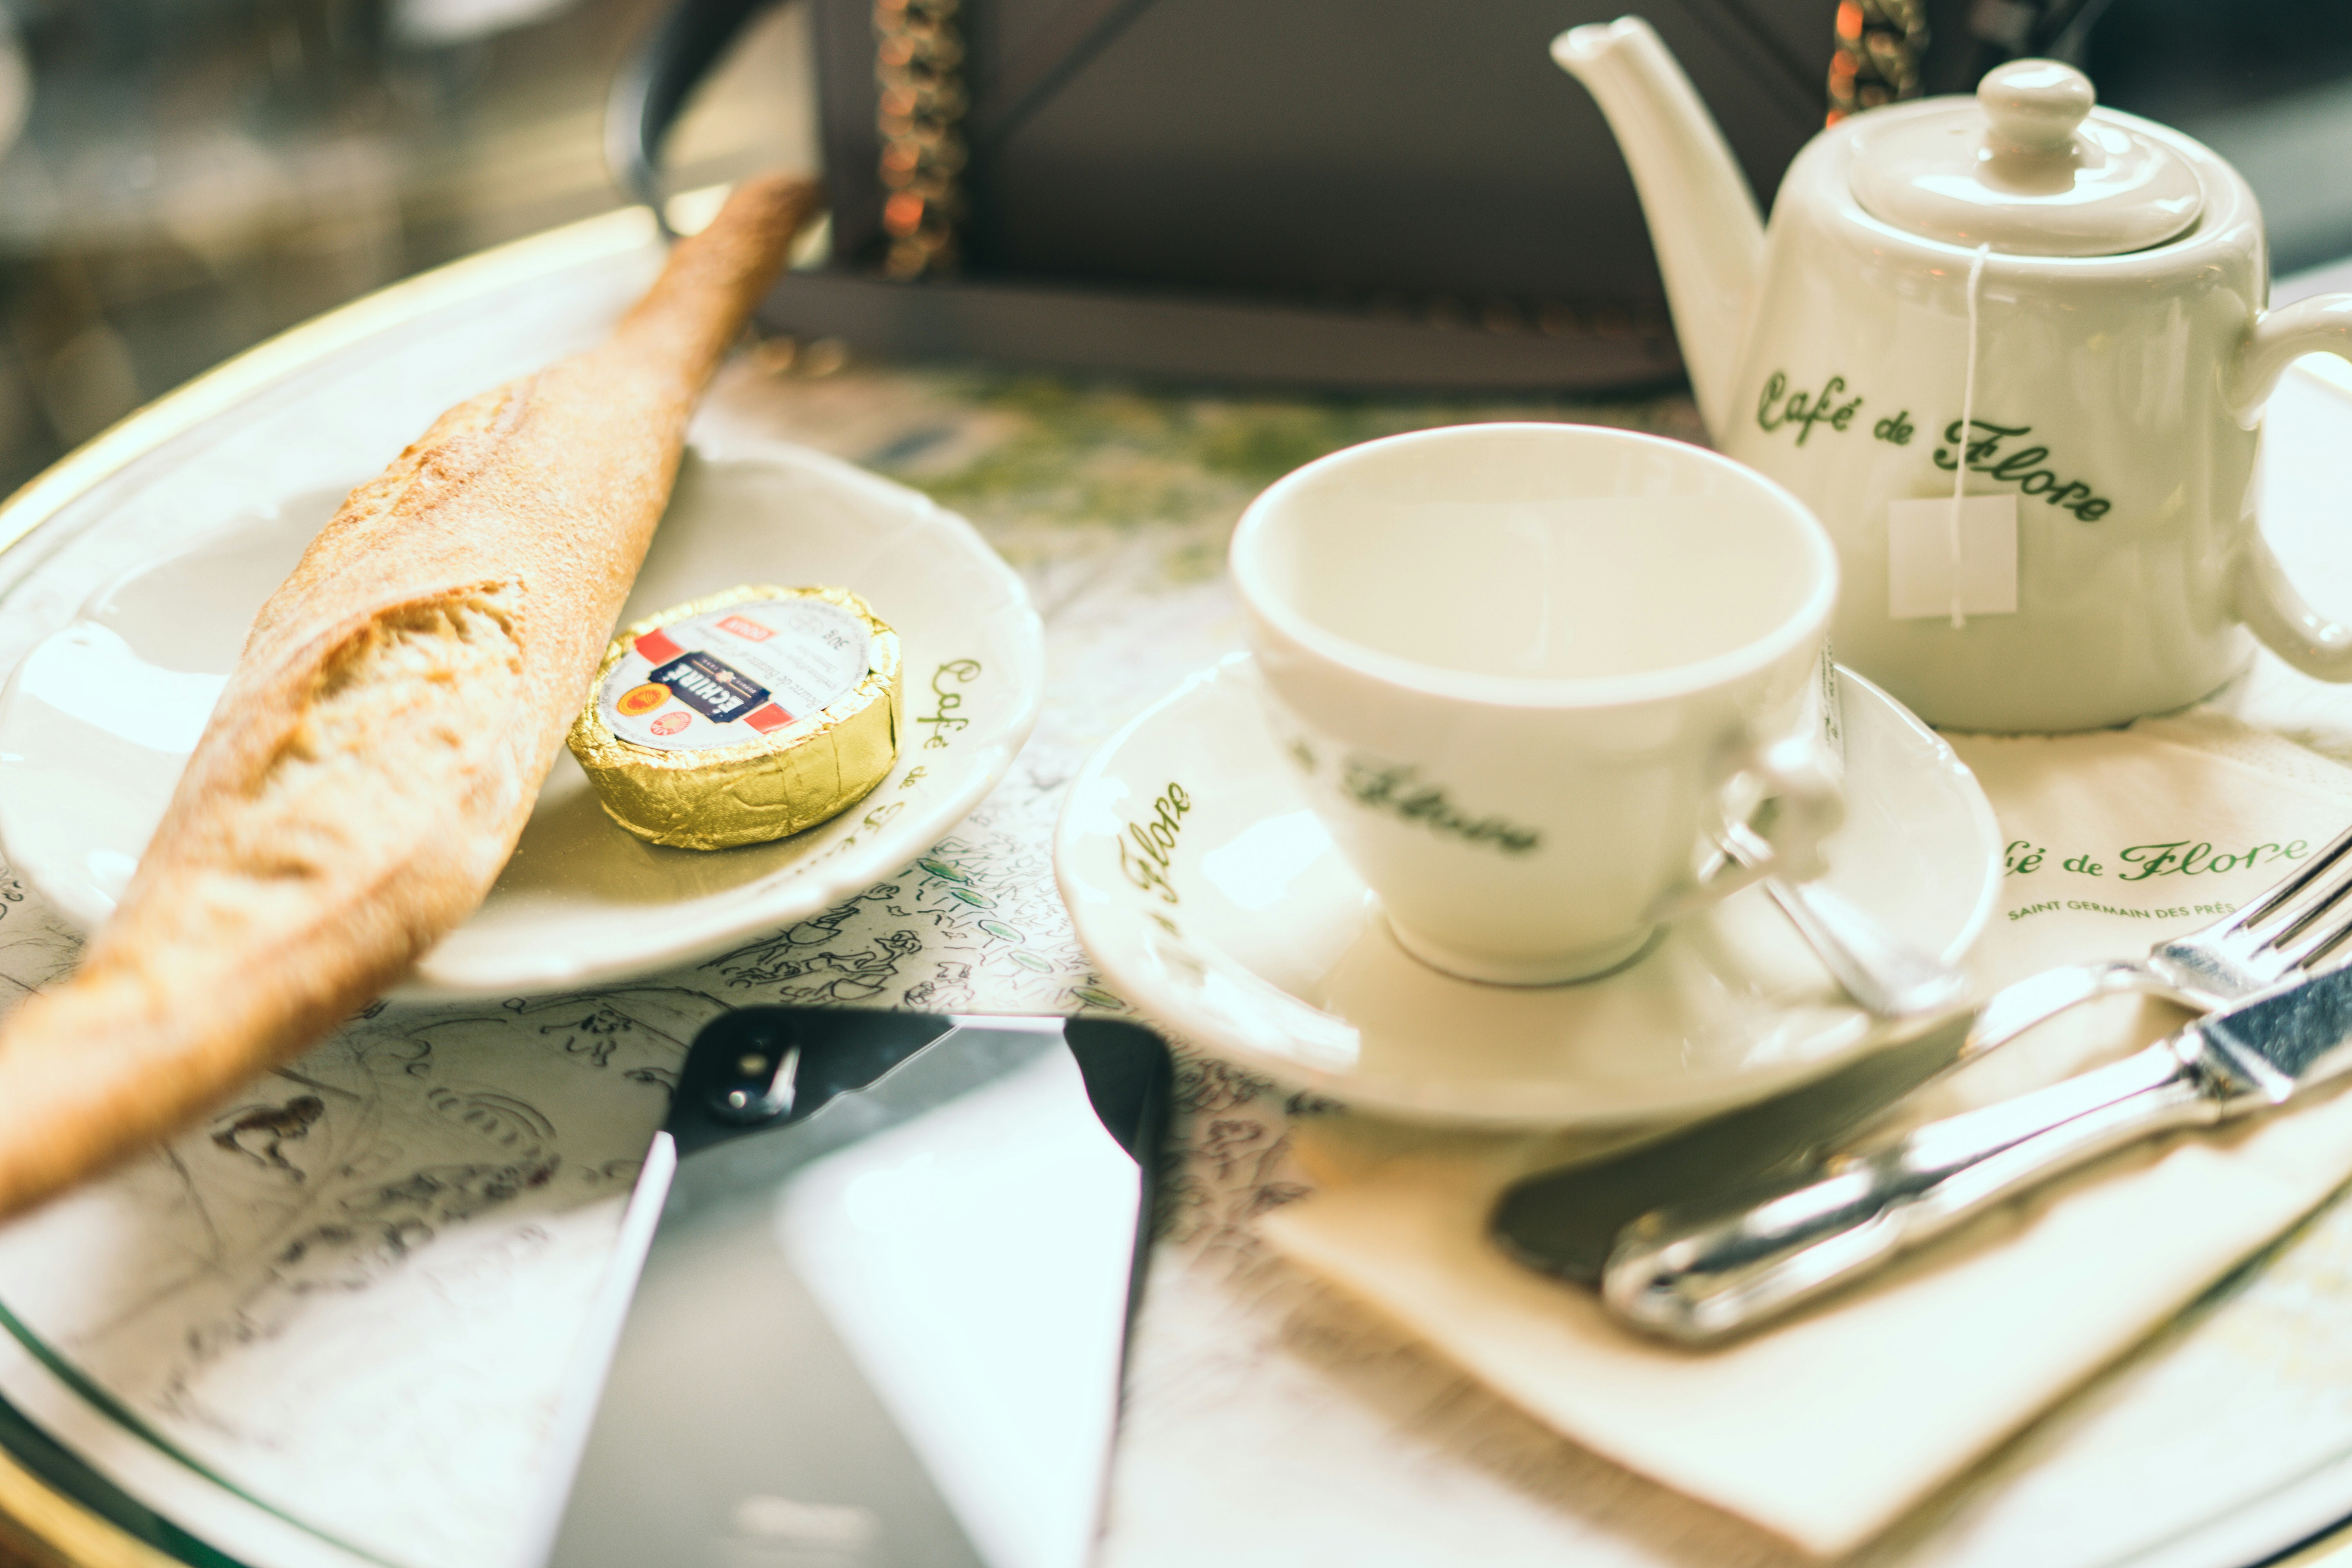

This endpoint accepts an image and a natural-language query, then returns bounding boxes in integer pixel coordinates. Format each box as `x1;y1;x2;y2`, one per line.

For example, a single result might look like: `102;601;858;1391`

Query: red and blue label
635;630;793;733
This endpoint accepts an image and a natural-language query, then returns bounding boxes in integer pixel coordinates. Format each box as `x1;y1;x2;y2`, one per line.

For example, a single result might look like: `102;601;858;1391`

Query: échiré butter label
644;651;770;724
596;596;871;753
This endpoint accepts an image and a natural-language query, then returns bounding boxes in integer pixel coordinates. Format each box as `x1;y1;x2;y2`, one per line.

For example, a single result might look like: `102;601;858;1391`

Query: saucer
0;436;1045;998
1053;655;1999;1127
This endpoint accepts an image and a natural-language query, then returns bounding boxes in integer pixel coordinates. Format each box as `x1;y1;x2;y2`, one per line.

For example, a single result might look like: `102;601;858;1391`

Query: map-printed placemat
0;339;1714;1566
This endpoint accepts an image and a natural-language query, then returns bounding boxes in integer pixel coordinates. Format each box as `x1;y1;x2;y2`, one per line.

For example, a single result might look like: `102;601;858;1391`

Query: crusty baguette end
0;176;822;1216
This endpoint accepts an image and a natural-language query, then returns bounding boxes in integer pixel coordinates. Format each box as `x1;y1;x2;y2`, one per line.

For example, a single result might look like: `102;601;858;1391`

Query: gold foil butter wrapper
568;584;902;851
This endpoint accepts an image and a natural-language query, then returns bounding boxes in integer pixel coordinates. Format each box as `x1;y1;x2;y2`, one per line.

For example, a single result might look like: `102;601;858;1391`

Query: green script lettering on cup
1933;420;2112;521
1117;782;1192;904
1339;759;1540;855
1755;370;1864;446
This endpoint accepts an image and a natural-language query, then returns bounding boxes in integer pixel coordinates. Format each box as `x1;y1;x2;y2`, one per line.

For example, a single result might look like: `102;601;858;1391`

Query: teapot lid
1847;59;2203;256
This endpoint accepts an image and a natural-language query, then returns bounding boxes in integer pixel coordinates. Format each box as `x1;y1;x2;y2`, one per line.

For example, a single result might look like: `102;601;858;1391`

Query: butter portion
569;585;902;850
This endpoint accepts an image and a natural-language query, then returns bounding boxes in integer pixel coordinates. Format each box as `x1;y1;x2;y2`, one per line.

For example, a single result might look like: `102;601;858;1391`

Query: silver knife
1491;1005;1979;1285
518;1007;1169;1568
1602;961;2352;1344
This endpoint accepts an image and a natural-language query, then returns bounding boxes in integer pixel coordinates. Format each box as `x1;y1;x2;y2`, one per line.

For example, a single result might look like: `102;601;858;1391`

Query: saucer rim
1053;653;2000;1126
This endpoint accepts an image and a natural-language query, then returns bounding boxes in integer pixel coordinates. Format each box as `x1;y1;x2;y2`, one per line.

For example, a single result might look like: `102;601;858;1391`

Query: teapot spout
1553;17;1766;439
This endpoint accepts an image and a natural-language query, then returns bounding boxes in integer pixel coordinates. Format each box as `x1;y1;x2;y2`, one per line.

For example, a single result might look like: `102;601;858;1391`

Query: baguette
0;176;820;1217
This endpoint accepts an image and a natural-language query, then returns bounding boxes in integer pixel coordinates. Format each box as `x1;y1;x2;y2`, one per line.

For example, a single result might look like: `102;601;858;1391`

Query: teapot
1554;17;2352;732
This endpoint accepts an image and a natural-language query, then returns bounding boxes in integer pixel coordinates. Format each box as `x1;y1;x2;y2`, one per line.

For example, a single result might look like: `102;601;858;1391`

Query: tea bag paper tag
1886;494;2018;619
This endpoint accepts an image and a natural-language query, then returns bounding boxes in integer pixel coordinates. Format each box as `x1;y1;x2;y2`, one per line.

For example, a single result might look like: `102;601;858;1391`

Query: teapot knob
1978;58;2094;155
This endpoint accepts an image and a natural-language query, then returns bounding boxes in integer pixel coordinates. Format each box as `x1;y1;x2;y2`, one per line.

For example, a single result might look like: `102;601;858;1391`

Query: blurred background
0;0;813;495
3;0;2352;499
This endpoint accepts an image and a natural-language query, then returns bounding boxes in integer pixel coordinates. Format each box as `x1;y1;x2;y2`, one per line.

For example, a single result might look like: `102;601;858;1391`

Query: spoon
1717;819;1972;1018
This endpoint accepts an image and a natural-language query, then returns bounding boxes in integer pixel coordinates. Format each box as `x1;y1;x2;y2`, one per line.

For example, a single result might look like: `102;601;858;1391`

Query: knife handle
1602;1037;2221;1343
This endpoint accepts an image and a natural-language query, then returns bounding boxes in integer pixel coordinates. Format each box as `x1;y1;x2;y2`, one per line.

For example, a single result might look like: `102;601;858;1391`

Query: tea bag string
1949;242;1992;630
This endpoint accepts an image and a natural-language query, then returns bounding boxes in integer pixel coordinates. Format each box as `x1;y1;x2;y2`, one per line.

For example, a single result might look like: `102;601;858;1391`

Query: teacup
1228;422;1843;985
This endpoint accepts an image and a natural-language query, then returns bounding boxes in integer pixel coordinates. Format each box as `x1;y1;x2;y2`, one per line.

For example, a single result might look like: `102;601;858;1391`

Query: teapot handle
2229;293;2352;425
2232;293;2352;681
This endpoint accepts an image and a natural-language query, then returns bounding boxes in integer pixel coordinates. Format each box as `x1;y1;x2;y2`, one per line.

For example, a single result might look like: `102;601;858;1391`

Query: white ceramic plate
1054;655;1998;1127
0;434;1044;998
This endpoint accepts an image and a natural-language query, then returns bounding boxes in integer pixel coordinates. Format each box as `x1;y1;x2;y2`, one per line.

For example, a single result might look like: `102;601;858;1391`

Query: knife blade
1492;1004;1978;1284
1604;960;2352;1344
520;1007;1170;1568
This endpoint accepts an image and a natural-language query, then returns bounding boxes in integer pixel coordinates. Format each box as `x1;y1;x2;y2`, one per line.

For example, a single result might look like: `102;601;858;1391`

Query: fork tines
2238;824;2352;964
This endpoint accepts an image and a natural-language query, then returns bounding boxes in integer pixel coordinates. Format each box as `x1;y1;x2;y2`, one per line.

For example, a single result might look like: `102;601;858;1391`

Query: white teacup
1229;422;1844;985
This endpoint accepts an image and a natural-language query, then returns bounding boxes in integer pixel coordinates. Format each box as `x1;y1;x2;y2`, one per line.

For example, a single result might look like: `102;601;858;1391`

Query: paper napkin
1258;713;2352;1558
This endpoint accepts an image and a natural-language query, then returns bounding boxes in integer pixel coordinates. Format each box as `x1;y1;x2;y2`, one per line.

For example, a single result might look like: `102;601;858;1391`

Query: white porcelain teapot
1555;18;2352;732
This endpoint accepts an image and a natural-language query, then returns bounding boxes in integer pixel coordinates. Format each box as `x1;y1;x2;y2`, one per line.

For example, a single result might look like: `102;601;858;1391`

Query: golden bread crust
0;176;820;1215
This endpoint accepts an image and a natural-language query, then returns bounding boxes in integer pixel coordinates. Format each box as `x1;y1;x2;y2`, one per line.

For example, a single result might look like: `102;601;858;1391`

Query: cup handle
2230;292;2352;681
1654;737;1845;918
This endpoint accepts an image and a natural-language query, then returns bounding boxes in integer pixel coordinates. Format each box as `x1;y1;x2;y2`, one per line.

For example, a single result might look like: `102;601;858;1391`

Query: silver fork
1598;821;2352;1341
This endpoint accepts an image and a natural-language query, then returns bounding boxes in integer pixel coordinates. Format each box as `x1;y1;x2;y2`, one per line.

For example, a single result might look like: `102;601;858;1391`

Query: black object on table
540;1007;1171;1568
